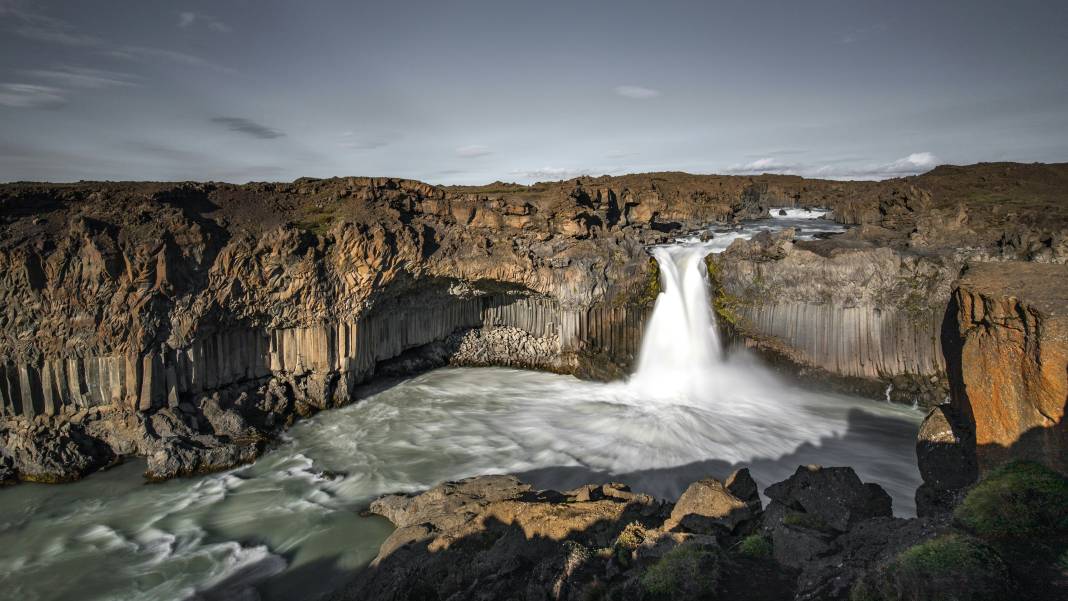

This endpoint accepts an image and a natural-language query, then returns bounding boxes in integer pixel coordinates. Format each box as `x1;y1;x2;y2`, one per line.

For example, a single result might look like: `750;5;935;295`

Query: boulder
764;465;892;532
665;478;753;534
0;421;114;483
725;467;762;512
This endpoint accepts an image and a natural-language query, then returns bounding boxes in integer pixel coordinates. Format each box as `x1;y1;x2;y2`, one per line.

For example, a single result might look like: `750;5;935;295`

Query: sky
1;0;1066;185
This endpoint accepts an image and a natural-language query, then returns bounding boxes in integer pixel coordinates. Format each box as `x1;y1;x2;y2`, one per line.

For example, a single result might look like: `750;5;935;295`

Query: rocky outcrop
939;262;1068;475
711;230;960;405
334;467;956;601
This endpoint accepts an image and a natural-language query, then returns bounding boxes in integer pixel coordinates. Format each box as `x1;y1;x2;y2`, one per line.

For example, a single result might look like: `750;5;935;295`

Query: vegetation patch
734;534;772;559
954;461;1068;539
782;511;834;533
295;205;338;235
613;521;646;566
705;255;749;328
634;258;662;307
640;544;723;601
850;534;1012;601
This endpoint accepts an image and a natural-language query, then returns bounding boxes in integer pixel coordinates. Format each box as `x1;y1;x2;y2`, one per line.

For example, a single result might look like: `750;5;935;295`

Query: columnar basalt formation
710;230;960;404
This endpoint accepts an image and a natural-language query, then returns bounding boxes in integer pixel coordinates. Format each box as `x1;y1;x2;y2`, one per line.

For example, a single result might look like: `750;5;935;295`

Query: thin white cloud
22;66;138;89
108;46;234;73
14;24;101;46
510;166;599;181
338;132;390;150
2;3;232;72
178;11;231;33
720;152;939;180
0;83;66;108
456;144;491;158
614;85;661;99
721;157;801;175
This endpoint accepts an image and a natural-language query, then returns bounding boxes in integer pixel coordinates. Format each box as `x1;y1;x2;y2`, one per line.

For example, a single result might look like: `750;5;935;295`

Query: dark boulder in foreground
764;465;892;532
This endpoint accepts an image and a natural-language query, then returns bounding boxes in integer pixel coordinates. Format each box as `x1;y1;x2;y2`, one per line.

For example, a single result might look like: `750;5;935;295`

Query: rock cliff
2;164;1067;484
710;230;959;405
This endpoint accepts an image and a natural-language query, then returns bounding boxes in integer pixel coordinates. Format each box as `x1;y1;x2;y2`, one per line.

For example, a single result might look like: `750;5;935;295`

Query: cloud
456;144;491;158
613;85;661;99
338;131;389;150
0;83;66;108
109;46;233;73
178;11;231;33
210;117;285;139
2;3;232;72
880;152;938;174
510;166;600;181
721;157;801;175
22;66;138;88
720;152;939;180
14;24;101;46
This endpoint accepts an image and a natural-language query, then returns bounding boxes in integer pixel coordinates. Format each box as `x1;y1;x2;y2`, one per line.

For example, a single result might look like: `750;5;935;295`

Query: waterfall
629;243;722;399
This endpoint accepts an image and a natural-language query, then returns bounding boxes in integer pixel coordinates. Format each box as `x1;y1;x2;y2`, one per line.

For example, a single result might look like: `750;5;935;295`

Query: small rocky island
1;163;1066;600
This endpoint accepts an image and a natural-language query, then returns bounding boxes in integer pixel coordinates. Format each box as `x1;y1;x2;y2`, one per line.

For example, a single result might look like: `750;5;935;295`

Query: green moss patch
782;511;834;533
851;534;1012;601
734;534;772;559
640;544;723;601
954;461;1068;539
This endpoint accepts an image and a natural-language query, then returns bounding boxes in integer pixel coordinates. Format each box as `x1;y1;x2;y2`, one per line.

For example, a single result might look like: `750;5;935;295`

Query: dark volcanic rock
726;467;762;512
764;465;893;532
0;420;114;483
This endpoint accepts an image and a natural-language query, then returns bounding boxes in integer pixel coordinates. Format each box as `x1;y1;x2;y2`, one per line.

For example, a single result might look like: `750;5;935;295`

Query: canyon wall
710;230;960;404
2;164;1066;483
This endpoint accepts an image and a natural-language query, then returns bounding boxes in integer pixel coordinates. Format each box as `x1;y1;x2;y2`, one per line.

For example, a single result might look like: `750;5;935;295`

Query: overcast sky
1;0;1066;184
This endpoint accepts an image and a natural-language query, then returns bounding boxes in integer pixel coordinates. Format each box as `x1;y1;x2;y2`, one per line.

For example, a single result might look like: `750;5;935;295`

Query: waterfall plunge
629;243;724;399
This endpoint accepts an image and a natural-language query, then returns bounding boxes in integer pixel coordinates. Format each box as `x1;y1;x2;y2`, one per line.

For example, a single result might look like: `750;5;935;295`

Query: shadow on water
234;407;919;601
514;408;921;513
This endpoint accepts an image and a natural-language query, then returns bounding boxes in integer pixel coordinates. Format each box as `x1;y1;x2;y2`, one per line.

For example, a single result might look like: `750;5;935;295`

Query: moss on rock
734;533;772;559
954;461;1068;539
850;533;1012;601
640;544;723;601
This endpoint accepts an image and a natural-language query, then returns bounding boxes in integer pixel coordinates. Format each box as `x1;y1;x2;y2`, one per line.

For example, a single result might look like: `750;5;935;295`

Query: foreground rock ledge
329;467;940;601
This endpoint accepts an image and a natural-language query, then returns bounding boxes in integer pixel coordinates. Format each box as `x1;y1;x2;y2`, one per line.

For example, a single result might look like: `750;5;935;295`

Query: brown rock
666;478;753;533
944;262;1068;475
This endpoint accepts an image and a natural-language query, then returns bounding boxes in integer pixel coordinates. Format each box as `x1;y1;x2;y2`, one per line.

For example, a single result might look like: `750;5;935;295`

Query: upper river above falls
0;210;924;601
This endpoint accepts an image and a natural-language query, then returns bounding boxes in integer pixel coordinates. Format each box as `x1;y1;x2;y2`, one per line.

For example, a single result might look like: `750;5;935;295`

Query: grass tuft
735;534;772;559
850;533;1012;601
640;544;723;601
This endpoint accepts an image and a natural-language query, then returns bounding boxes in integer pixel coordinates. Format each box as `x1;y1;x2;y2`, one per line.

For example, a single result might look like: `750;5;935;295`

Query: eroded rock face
942;262;1068;476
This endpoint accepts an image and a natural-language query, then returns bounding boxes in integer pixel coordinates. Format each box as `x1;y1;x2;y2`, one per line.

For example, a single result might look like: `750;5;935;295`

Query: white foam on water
769;207;830;219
